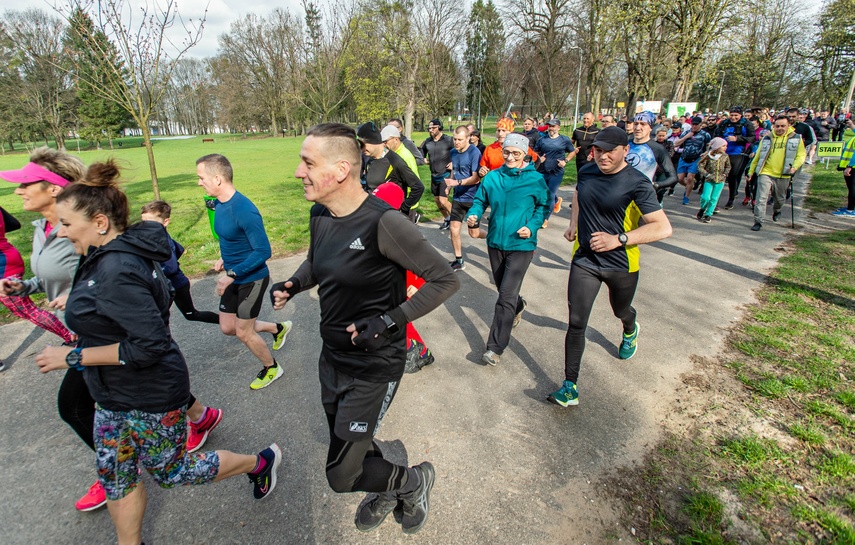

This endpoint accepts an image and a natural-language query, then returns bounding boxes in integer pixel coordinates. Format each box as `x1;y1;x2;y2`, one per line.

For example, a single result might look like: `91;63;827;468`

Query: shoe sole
250;365;283;390
187;409;224;453
75;498;107;512
256;443;282;500
402;462;435;535
272;321;293;351
546;394;579;407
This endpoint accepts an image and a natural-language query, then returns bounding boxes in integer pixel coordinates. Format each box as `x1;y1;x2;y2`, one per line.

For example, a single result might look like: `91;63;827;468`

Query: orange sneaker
553;196;563;214
75;480;107;512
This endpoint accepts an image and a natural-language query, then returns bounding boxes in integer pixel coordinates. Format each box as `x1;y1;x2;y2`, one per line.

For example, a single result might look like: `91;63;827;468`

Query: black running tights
324;413;410;494
57;369;96;451
564;263;639;384
173;283;219;324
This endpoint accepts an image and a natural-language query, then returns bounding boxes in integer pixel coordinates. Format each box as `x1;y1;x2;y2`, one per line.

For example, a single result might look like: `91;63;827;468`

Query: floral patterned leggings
94;405;220;500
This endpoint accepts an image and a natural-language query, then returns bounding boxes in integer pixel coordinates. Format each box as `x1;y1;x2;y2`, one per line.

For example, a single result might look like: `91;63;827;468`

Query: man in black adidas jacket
270;123;459;535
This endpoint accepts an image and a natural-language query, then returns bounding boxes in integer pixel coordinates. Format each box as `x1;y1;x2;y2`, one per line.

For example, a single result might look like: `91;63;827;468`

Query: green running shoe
272;321;293;351
619;322;639;360
250;361;283;390
547;380;578;407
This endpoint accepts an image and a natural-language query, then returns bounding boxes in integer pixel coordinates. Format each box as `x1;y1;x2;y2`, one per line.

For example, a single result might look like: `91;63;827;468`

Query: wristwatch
65;347;84;371
226;269;237;278
380;313;399;334
618;233;629;247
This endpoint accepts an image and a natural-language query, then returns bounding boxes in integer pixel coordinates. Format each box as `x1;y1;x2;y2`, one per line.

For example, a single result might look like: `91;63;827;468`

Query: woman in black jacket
35;160;280;545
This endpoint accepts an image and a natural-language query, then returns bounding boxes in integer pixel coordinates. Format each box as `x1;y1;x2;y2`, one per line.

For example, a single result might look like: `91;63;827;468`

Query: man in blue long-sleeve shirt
197;154;291;390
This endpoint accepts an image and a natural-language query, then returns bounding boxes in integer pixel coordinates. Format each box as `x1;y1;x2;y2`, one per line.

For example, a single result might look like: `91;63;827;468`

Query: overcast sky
0;0;304;58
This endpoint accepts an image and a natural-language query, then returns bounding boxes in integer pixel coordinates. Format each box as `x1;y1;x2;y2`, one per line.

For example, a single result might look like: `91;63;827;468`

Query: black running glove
269;277;302;307
351;315;390;352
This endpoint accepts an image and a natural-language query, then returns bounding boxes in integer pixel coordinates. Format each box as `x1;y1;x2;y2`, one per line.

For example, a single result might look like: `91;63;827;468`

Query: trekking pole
788;164;795;228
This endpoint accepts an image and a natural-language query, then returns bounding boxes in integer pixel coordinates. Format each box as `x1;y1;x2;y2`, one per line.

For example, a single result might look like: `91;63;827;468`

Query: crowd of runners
0;100;852;543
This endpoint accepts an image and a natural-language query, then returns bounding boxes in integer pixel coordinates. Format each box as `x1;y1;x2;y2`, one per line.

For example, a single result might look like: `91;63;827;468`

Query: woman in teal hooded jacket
467;132;550;366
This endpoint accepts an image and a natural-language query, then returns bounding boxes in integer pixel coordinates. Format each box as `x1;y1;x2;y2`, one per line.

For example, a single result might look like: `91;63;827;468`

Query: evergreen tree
464;0;504;123
64;8;131;149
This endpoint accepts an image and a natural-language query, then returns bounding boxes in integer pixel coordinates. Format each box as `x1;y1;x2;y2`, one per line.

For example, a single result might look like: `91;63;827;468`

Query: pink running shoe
187;407;223;453
75;480;107;512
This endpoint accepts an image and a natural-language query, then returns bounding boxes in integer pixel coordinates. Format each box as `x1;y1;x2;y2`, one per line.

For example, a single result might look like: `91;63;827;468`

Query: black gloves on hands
269;277;302;307
352;315;390;352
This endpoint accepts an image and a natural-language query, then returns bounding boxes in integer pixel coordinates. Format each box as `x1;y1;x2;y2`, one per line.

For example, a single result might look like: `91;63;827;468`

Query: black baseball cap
691;116;704;124
591;126;628;151
429;118;443;130
356;122;383;145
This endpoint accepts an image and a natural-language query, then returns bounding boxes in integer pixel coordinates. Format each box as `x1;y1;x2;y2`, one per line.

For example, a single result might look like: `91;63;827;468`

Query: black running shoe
355;492;399;532
248;443;281;500
399;462;436;534
404;341;425;374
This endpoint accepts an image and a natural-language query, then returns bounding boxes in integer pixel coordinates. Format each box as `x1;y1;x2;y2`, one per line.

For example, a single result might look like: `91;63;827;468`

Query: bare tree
209;54;267;135
506;0;577;114
5;9;75;150
618;1;672;109
664;0;734;102
217;9;302;136
297;0;355;124
56;0;205;199
162;58;216;135
573;0;621;115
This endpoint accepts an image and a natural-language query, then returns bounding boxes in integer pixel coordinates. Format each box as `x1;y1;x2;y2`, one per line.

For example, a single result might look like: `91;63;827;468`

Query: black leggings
726;155;749;202
845;172;855;210
564;263;639;384
173;283;219;324
57;369;96;451
324;413;410;494
487;248;533;354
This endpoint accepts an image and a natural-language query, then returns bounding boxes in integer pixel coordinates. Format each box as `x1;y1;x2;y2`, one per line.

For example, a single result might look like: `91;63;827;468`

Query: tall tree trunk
141;123;161;200
271;106;280;136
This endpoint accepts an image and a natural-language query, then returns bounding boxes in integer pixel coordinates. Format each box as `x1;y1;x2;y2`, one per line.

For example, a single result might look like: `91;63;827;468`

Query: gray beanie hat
502;132;529;153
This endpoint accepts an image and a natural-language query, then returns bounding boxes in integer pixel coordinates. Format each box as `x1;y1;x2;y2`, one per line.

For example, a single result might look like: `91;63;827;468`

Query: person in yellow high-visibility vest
832;135;855;217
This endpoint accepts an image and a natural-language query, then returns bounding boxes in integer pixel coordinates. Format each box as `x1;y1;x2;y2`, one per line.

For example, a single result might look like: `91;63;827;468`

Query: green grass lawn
613;165;855;543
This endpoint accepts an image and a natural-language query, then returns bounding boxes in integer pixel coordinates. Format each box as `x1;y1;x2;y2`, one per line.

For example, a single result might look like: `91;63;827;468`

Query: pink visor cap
0;162;72;187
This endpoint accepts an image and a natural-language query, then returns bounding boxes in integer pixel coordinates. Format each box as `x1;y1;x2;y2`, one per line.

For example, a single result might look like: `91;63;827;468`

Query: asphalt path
0;171;808;544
